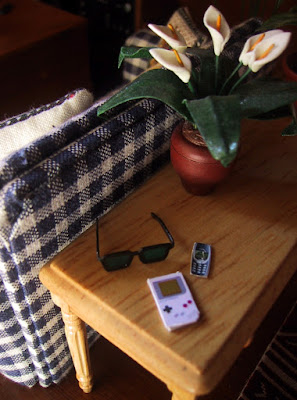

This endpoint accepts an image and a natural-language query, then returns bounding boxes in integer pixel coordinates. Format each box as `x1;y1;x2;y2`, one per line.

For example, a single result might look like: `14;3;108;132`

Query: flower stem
215;55;219;93
219;62;243;95
229;68;252;94
187;79;198;97
191;67;200;86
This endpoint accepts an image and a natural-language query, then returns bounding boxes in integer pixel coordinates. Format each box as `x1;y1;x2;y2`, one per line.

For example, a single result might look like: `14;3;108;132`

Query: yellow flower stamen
167;23;179;40
250;33;265;51
257;44;275;60
216;14;221;32
173;49;184;66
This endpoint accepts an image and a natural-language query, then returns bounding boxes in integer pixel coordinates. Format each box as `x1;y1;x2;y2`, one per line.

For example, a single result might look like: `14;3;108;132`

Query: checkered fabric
122;29;160;84
0;97;181;387
0;89;93;165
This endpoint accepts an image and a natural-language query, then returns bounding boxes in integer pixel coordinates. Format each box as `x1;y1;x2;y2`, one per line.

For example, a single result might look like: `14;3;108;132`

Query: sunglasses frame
96;212;175;271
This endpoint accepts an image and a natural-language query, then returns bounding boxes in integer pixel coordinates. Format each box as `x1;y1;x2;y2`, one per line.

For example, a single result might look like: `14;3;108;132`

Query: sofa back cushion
0;89;93;161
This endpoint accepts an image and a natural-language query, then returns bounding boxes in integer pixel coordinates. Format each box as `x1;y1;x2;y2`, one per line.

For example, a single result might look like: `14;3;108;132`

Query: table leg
168;384;197;400
51;293;93;393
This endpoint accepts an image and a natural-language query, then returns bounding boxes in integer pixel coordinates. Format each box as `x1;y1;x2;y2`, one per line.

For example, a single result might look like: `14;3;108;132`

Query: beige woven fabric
0;89;93;161
168;7;208;48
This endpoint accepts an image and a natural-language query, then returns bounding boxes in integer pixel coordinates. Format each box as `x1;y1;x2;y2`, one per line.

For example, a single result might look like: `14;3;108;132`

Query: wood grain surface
40;117;297;398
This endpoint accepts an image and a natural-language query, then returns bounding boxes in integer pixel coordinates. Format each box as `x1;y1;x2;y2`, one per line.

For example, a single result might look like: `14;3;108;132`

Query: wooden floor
1;271;296;400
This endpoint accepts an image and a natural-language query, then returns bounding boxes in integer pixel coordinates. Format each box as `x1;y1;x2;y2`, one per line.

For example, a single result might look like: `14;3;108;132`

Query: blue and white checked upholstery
0;94;181;386
122;29;160;83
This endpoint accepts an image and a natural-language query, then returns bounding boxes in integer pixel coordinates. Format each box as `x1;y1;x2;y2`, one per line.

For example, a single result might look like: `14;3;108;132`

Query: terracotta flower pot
282;51;297;114
170;122;234;196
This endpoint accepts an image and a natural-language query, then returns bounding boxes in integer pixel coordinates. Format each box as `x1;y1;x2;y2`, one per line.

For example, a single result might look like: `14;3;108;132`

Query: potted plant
97;5;297;195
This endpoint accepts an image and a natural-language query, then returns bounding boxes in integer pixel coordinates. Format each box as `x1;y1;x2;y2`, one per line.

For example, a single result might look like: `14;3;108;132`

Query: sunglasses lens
102;251;133;271
139;244;171;263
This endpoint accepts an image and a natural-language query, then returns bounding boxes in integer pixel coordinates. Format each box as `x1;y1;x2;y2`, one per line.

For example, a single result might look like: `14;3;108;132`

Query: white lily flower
248;31;291;72
149;48;192;83
203;5;231;56
239;30;283;65
148;23;187;53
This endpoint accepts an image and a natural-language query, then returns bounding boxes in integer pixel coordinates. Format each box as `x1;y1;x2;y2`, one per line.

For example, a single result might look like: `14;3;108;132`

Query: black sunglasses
96;212;174;271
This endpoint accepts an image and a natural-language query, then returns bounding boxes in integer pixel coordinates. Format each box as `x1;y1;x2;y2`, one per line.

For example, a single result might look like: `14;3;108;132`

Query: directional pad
163;305;172;313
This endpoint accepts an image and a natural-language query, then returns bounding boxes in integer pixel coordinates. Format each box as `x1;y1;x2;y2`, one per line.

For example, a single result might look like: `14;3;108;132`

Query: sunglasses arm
151;212;175;247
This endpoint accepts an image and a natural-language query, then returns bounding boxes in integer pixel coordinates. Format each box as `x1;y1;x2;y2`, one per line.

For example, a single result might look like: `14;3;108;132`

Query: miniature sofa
0;18;184;386
0;89;181;387
0;9;196;386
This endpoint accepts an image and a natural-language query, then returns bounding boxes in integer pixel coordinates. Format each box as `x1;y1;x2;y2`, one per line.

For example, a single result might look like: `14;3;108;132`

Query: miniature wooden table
40;117;297;399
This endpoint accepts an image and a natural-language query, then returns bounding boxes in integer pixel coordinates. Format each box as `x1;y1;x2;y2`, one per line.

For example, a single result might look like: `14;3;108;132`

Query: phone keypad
191;260;209;277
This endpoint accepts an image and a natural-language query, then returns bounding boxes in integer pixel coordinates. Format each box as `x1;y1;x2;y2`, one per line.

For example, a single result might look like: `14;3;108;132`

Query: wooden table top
40;117;297;396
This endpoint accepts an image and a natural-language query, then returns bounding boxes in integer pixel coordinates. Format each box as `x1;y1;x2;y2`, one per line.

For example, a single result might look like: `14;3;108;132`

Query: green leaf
187;48;237;96
187;48;216;96
97;69;195;120
259;8;297;31
118;46;154;68
184;96;241;167
235;79;297;118
282;118;297;136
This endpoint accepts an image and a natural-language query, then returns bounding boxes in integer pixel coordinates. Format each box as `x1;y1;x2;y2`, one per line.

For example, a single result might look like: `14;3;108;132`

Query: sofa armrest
0;94;181;387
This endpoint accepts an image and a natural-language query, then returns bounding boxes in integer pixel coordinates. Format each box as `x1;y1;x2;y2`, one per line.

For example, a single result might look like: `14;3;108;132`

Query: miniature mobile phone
147;272;200;331
190;242;211;278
